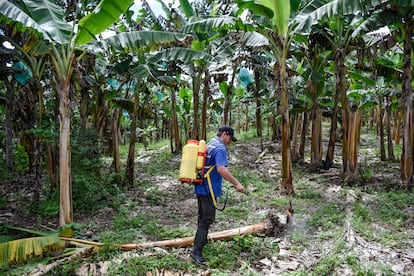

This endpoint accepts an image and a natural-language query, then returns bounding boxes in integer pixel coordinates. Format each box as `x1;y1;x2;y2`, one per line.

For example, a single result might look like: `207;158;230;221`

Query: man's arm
217;165;245;193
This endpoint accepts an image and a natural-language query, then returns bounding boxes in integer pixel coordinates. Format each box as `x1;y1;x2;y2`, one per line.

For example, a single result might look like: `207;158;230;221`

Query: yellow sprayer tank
196;140;206;170
179;140;199;182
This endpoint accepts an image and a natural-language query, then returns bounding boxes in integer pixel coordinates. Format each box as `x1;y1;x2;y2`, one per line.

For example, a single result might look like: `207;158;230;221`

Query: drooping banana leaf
75;0;135;45
0;236;66;266
0;226;73;266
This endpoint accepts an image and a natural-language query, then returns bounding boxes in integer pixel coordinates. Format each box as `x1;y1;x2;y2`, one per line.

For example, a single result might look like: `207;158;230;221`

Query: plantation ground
2;132;414;275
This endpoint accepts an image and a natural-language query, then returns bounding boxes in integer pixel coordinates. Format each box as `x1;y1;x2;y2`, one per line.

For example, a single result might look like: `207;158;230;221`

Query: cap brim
231;136;237;142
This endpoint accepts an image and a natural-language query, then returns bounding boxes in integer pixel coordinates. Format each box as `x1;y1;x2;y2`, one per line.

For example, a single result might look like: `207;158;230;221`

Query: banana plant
0;0;133;226
353;0;414;185
293;0;414;184
235;0;300;195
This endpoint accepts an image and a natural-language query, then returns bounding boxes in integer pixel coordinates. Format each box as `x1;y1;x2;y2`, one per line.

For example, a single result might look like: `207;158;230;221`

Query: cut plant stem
119;221;271;250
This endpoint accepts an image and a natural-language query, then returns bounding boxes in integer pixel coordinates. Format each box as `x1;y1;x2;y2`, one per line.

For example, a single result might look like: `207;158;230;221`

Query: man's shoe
190;252;206;267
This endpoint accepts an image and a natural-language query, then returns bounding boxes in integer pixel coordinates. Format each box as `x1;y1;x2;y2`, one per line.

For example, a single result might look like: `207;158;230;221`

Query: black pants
193;194;216;256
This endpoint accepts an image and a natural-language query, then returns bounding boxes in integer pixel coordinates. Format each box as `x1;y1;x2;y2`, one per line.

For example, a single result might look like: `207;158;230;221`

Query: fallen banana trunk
58;213;284;251
29;214;284;275
119;221;272;250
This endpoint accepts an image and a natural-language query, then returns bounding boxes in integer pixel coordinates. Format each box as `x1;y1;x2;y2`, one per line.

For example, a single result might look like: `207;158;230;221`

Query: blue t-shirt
194;137;228;197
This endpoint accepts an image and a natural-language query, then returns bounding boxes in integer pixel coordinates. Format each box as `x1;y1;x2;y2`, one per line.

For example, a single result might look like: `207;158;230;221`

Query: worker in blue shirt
190;125;246;267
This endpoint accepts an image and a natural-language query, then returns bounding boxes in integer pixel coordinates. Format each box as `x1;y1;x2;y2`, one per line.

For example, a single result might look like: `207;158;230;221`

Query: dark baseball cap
218;125;237;142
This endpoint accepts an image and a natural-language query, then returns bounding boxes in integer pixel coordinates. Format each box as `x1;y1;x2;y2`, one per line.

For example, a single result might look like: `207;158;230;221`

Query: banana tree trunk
307;79;322;166
347;105;360;182
279;42;293;195
223;63;238;126
191;65;201;139
393;110;402;146
80;87;89;132
5;81;14;170
377;100;386;161
291;114;300;162
400;21;413;187
299;112;308;161
126;83;141;184
46;144;58;190
93;89;107;137
336;49;349;180
57;82;73;226
201;72;210;140
311;104;322;167
171;86;181;153
385;97;395;160
324;79;340;169
254;71;263;138
112;110;121;173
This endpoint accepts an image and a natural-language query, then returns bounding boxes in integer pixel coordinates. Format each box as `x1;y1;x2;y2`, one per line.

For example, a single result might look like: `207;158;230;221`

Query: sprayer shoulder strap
204;165;217;208
204;164;228;211
202;139;224;207
204;164;216;177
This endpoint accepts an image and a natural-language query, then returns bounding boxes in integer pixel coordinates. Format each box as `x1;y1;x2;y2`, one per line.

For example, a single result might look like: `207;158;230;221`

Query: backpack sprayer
179;139;208;184
179;139;227;209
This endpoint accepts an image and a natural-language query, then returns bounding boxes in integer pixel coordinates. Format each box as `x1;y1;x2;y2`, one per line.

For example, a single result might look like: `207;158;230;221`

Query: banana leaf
0;226;73;266
0;236;65;266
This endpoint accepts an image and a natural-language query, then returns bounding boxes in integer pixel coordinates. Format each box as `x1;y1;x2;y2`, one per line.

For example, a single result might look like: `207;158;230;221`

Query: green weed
99;229;139;244
14;144;29;174
353;201;371;222
109;249;195;275
142;185;163;205
204;240;239;269
374;191;413;227
295;187;323;201
90;245;121;262
311;254;341;276
145;150;177;176
289;230;311;252
308;202;344;231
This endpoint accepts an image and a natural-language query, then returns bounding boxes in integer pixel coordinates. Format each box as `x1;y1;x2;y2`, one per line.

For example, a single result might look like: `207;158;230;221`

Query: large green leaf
149;47;213;63
293;0;387;34
0;0;70;43
257;0;290;35
180;16;255;33
179;0;196;19
0;1;38;33
23;0;72;44
84;31;190;53
236;0;274;18
131;63;158;80
75;0;134;45
240;32;269;47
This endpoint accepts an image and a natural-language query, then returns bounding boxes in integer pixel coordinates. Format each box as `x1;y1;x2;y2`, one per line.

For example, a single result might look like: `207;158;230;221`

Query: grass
307;202;345;230
109;249;197;275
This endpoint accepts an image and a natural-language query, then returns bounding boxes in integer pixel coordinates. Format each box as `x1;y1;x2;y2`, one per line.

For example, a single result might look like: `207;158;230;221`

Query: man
190;125;246;267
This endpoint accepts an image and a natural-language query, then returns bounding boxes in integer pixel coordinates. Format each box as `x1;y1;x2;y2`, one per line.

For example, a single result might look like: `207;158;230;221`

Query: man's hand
217;166;246;194
234;183;245;194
